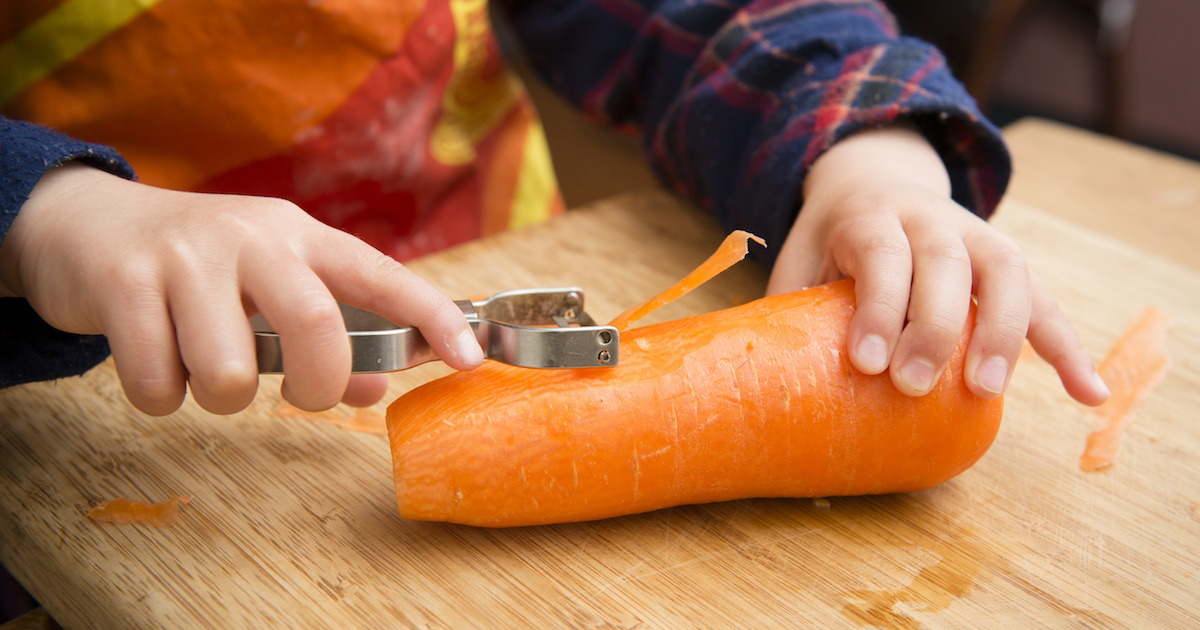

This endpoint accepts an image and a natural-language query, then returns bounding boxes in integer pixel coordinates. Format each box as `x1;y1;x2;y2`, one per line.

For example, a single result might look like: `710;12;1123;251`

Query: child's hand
767;124;1110;406
0;164;484;416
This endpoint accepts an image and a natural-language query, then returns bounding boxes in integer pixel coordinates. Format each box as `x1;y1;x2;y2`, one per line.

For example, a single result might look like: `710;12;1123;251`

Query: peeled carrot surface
386;244;1003;526
86;495;192;527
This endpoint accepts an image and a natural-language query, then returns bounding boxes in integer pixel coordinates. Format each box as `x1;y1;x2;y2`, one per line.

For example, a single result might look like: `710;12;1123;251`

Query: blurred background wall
886;0;1200;160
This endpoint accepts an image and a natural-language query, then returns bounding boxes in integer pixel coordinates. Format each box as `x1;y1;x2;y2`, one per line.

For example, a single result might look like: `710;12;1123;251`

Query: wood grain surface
2;121;1199;629
1004;118;1200;272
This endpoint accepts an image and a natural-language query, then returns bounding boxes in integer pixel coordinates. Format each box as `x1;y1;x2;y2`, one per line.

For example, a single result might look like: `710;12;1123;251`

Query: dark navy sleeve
1;116;135;388
502;0;1011;267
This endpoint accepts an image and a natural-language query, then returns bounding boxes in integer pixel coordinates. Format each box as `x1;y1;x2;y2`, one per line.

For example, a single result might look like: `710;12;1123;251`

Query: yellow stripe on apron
510;117;558;230
0;0;164;106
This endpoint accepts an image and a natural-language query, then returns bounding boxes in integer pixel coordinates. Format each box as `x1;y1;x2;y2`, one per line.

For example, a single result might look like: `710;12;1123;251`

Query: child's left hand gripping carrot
766;123;1111;407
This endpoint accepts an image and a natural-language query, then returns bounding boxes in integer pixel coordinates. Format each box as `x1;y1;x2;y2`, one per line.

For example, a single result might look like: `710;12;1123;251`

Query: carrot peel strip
86;495;192;527
608;230;765;331
277;403;387;436
1080;306;1172;472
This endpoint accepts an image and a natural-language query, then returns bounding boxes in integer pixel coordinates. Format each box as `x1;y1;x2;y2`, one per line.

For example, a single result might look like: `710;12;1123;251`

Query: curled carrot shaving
608;230;765;331
1080;306;1172;472
86;495;192;527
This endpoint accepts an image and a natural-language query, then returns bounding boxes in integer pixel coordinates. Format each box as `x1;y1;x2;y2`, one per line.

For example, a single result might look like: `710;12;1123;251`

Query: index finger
1027;271;1110;406
304;230;484;371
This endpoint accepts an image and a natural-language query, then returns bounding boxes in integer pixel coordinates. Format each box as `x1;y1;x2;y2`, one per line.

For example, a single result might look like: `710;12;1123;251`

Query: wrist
802;122;951;206
0;163;102;299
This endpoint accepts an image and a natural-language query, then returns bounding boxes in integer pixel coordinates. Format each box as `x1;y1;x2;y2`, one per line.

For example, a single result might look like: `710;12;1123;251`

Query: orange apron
2;0;563;261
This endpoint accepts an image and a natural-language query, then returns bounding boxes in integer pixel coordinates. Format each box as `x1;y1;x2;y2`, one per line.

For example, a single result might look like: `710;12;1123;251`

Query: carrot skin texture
386;280;1003;527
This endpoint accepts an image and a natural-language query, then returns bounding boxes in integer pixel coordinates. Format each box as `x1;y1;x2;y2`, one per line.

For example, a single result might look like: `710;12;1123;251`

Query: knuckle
862;288;909;324
358;254;453;326
863;238;913;266
237;195;306;224
990;231;1023;254
359;250;410;294
175;196;303;257
830;212;887;245
987;309;1031;340
986;246;1030;279
839;189;890;215
108;267;167;320
289;293;343;337
830;222;912;272
110;258;160;295
915;239;970;268
916;311;965;347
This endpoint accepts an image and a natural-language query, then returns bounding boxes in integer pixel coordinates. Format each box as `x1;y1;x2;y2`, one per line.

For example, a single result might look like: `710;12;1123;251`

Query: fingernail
455;328;484;366
856;334;889;374
1093;369;1111;399
900;358;936;394
975;356;1009;395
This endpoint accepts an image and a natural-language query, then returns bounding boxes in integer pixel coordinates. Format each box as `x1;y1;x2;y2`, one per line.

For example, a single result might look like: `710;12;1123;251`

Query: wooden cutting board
3;148;1200;628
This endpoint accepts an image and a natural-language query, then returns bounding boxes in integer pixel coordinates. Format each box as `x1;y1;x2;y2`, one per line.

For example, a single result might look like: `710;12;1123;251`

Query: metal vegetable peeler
252;287;619;373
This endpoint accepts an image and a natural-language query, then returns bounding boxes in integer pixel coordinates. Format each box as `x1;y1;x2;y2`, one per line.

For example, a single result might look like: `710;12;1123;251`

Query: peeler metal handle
252;287;619;373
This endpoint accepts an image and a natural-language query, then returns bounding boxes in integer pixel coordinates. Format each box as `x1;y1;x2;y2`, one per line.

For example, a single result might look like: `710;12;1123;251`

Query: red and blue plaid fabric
505;0;1011;266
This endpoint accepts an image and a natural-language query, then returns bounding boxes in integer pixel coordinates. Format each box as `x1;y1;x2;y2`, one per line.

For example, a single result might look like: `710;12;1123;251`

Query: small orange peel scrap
1080;306;1173;472
332;408;388;435
277;403;387;436
86;495;192;527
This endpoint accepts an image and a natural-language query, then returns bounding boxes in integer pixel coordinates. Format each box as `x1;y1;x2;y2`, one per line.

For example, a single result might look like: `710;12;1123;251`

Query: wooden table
2;118;1198;629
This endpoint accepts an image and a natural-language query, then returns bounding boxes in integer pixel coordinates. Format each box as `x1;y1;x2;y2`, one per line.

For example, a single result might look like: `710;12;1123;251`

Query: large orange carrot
386;268;1002;527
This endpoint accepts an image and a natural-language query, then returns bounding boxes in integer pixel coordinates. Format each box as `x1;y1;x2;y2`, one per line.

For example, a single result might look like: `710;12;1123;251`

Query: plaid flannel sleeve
503;0;1011;267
